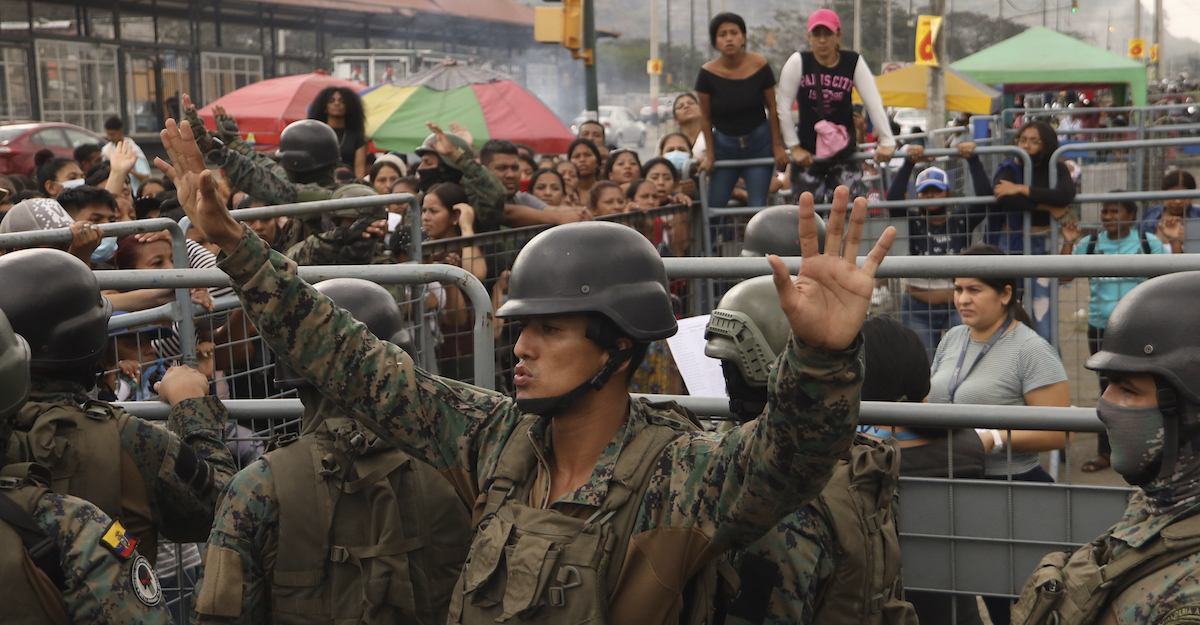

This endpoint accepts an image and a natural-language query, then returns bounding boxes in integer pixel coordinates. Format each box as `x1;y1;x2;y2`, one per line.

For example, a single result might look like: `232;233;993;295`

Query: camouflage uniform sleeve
37;493;172;624
117;396;238;542
213;148;298;205
283;236;321;266
453;149;506;233
226;137;288;181
217;226;520;484
646;334;862;549
192;460;277;625
725;507;836;625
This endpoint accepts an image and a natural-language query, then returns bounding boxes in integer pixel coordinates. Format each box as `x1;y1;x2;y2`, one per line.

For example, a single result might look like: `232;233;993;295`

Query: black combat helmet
496;221;676;415
703;276;790;421
1087;271;1200;484
0;308;31;434
275;278;412;390
740;205;826;257
277;119;340;173
496;221;676;342
0;249;112;371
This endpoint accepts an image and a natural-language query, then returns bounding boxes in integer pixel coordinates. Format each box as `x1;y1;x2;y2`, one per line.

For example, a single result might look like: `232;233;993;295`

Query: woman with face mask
33;149;84;198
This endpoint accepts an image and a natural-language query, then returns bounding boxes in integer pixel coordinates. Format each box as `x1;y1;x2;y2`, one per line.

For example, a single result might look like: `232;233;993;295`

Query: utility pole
1134;0;1141;50
584;0;598;116
651;0;660;121
1042;0;1047;27
666;0;671;85
886;0;893;62
1106;10;1112;51
1153;0;1163;79
999;0;1003;21
690;0;695;55
854;0;862;51
927;0;947;135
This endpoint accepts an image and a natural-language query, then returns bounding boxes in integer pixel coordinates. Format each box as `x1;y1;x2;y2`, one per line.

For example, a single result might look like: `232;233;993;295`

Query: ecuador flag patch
101;520;138;559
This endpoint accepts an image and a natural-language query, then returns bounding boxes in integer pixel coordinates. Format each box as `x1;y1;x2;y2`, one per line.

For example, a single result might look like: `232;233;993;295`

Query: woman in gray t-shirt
928;246;1071;479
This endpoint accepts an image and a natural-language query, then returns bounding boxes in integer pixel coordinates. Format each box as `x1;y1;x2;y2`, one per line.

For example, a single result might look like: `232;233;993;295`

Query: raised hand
957;141;977;159
181;93;215;152
109;140;139;175
211;104;241;143
448;122;475;148
156;119;242;252
768;186;895;351
66;221;104;265
1061;220;1080;244
426;122;456;157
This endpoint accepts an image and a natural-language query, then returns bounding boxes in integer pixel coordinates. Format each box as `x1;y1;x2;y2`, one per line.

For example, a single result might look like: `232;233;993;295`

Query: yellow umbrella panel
852;64;1001;114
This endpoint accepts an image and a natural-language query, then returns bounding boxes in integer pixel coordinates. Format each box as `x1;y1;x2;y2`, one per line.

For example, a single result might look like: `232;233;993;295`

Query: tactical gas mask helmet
496;222;677;418
703;276;790;422
1087;271;1200;515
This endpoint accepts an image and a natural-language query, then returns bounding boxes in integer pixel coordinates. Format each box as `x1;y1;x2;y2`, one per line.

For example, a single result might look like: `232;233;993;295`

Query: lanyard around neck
948;314;1014;403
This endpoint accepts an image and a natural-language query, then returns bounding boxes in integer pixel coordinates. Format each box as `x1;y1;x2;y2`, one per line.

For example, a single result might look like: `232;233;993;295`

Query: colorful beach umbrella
361;63;575;155
196;71;365;147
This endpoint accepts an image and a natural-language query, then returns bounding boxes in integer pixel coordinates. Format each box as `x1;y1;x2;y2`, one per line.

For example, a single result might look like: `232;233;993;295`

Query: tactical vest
810;436;917;625
274;187;333;252
1010;510;1200;625
0;462;72;625
448;403;702;625
264;416;472;625
6;400;157;563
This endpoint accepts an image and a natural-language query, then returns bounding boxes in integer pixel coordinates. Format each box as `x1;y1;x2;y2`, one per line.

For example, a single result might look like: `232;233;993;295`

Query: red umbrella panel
197;72;365;147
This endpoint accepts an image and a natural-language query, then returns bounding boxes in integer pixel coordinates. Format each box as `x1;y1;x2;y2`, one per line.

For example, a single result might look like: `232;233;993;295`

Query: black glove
334;218;380;265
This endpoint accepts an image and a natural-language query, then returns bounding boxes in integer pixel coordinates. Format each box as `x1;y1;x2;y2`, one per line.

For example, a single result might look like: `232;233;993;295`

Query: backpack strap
1138;228;1151;255
0;463;66;591
1086;235;1097;255
477;415;541;525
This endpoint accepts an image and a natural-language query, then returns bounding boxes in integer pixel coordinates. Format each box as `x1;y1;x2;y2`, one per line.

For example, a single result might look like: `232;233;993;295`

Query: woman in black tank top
694;12;788;211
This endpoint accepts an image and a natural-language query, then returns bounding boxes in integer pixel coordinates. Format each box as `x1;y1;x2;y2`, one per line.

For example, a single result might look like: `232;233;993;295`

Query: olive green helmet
414;132;474;171
327;183;385;221
740;205;826;257
704;275;791;388
0;307;31;450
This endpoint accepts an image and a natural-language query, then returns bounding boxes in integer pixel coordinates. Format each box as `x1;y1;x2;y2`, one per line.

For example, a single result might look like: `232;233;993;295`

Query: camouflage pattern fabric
216;226;863;620
31;491;172;623
724;506;836;625
284;229;394;267
25;378;237;542
1102;492;1200;624
213;147;331;208
451;149;506;233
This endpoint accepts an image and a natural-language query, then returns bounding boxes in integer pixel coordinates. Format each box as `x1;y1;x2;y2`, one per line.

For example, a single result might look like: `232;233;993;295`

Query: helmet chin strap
515;315;633;418
515;346;633;418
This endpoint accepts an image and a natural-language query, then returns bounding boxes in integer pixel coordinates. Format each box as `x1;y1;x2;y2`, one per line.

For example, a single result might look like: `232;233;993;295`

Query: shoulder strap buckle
0;476;22;489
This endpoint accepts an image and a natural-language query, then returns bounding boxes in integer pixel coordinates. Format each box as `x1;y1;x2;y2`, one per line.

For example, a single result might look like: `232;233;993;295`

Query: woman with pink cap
776;9;895;203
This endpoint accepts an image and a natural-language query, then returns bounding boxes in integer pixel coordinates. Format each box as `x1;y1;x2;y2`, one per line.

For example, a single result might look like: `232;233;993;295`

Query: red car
0;122;105;177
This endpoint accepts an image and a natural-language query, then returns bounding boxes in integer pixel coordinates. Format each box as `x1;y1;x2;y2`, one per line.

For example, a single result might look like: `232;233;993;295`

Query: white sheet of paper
666;315;728;398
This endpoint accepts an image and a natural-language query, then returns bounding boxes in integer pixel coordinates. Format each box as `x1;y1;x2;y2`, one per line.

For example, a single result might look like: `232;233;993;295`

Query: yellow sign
1150;44;1159;63
1128;38;1145;59
915;16;943;67
647;59;663;75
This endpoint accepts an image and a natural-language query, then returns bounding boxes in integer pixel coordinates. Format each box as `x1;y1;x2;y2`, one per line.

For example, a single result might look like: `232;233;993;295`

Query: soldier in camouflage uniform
161;118;897;624
1008;271;1200;625
284;184;394;267
412;122;506;233
0;305;210;623
706;278;915;625
0;248;238;564
193;278;471;624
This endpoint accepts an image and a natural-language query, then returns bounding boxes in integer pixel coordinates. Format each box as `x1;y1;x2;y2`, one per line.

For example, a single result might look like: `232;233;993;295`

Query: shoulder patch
129;554;162;606
1163;606;1200;625
100;520;138;559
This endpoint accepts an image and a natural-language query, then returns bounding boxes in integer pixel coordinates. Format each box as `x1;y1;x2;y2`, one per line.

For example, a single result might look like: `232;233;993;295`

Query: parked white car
639;96;676;123
892;107;928;136
571;106;647;147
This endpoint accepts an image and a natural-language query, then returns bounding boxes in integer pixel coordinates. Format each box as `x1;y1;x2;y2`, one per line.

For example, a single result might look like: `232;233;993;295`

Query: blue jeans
708;120;775;209
996;231;1053;343
901;292;961;360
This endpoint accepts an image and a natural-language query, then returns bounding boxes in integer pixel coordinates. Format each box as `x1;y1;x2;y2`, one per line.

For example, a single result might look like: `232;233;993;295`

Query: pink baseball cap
807;9;841;33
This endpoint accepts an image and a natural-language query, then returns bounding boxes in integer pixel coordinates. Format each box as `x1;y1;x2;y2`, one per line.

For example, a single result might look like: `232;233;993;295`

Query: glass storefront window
0;47;31;121
221;23;261;51
86;6;115;39
119;12;155;42
36;40;120;132
30;2;78;37
201;51;261;103
156;16;191;46
0;0;30;33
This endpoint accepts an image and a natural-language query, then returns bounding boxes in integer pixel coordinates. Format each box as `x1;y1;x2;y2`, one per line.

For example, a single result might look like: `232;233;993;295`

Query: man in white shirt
101;116;151;193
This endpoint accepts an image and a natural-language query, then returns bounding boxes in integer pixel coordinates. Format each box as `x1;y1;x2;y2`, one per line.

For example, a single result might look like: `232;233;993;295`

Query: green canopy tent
952;27;1148;108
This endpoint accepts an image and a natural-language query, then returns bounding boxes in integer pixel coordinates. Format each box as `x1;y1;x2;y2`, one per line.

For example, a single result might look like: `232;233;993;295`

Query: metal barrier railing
0;217;200;366
93;263;496;389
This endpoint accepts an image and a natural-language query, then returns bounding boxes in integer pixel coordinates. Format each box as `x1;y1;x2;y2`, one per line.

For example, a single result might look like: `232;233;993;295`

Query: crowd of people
0;7;1199;625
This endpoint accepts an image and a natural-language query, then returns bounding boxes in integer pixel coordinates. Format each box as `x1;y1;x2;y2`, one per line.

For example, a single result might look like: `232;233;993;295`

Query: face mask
91;236;118;264
1097;398;1165;485
663;151;691;174
61;178;85;190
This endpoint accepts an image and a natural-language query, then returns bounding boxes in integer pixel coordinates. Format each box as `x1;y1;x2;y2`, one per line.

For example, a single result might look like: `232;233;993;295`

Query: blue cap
915;167;949;192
